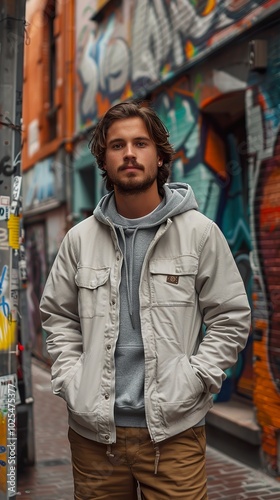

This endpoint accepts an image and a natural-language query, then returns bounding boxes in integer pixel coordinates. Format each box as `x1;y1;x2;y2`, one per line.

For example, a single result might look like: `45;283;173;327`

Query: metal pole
0;1;26;497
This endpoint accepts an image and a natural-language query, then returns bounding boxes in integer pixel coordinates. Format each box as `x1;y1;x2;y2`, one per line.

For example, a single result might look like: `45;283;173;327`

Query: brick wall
246;26;280;475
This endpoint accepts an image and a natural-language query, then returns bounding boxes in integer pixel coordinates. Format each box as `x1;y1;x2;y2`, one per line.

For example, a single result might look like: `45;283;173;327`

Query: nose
123;143;136;160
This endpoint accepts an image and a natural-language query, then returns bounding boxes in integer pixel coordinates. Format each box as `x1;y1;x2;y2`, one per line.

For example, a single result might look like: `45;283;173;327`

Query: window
43;0;57;141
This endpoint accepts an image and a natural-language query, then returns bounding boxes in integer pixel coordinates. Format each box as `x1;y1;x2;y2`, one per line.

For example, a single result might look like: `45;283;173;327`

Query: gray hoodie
94;183;198;427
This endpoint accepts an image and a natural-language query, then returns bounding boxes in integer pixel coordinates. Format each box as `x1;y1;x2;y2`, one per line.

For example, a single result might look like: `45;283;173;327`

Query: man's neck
114;190;162;218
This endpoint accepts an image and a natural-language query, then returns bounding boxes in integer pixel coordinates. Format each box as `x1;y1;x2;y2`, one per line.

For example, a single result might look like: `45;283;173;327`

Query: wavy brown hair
89;101;175;195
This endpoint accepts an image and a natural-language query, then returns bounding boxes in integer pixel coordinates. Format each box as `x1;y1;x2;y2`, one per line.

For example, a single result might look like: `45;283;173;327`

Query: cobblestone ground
16;361;280;499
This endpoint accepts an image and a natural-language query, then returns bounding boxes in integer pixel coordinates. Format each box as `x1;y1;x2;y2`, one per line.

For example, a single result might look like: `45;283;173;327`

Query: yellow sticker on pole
7;215;19;250
0;314;16;350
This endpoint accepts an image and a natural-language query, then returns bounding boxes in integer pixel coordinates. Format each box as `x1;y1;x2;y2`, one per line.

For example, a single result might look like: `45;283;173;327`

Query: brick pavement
16;361;280;500
17;361;73;500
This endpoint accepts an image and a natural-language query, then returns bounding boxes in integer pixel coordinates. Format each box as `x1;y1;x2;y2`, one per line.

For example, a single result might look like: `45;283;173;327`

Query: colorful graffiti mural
76;0;276;128
246;36;280;471
151;76;253;401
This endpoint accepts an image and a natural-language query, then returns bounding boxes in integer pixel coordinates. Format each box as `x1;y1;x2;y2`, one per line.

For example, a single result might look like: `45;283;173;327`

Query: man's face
103;117;162;195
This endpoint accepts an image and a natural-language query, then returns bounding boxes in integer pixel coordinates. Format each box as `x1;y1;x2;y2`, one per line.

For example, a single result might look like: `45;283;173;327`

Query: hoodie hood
94;183;198;227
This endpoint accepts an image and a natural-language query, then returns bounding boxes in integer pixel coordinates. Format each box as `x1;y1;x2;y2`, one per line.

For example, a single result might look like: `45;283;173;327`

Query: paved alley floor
16;361;280;499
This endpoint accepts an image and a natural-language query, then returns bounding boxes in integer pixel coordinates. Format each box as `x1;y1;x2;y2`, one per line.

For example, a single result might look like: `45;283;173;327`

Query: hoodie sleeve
190;221;251;394
39;230;82;397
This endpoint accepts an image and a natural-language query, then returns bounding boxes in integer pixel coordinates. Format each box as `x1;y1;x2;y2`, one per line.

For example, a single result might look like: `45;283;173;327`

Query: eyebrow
107;136;151;145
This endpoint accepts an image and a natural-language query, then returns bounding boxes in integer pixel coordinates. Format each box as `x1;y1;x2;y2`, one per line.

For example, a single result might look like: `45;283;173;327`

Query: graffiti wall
151;72;253;402
76;0;277;129
246;27;280;474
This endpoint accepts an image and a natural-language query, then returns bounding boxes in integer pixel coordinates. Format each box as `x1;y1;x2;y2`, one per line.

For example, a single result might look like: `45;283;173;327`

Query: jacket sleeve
39;230;82;397
190;221;251;394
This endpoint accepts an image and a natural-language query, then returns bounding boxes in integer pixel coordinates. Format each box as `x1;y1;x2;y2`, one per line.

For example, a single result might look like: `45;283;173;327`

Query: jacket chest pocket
75;266;110;318
149;255;198;307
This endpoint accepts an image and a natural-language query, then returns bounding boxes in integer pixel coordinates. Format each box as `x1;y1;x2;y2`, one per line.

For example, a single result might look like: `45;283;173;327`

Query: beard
106;164;158;195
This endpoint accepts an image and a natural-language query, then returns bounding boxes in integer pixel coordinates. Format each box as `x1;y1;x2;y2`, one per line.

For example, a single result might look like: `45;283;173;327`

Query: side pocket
191;426;206;455
60;352;86;403
179;357;204;396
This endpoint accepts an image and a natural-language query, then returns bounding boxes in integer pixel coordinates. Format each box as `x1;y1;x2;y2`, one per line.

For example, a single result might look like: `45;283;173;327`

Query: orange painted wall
22;0;75;171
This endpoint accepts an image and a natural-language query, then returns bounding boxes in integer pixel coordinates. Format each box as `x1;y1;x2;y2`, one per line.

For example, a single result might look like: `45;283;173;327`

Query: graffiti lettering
0;296;10;319
0;266;10;319
0;156;16;184
0;266;7;295
12;151;21;171
11;174;22;215
0;228;9;250
0;206;10;220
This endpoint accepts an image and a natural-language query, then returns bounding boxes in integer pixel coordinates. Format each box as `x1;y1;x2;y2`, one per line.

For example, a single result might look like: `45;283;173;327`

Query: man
40;101;251;499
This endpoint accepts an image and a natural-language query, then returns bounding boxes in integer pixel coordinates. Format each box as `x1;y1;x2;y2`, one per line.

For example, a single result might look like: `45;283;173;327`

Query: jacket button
105;435;109;440
105;393;109;400
107;345;111;350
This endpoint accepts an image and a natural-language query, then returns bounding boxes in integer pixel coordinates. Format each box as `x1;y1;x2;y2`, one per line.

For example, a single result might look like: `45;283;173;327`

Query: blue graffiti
0;265;7;294
0;266;10;318
0;295;10;318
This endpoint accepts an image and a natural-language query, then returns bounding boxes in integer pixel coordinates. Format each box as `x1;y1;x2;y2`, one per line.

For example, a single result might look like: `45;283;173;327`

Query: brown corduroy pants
68;425;208;500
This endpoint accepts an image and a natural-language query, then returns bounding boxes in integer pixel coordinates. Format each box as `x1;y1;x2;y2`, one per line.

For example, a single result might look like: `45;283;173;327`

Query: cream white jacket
40;208;251;444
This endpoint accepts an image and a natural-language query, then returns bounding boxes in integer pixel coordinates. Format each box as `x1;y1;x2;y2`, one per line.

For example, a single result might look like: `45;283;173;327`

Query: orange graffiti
185;40;195;60
120;82;133;101
96;0;110;10
199;92;223;110
161;63;172;76
253;134;280;474
95;92;112;118
204;126;227;178
173;149;190;166
259;169;280;231
200;0;216;16
165;79;192;99
257;92;267;111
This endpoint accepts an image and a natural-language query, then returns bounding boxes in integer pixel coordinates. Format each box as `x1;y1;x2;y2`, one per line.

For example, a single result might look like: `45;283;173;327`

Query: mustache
118;162;144;171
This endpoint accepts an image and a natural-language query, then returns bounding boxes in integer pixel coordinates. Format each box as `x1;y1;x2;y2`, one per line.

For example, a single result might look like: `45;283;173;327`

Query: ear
157;157;163;167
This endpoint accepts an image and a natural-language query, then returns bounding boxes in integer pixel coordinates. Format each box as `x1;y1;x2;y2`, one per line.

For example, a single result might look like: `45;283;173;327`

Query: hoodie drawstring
106;444;114;459
119;226;139;329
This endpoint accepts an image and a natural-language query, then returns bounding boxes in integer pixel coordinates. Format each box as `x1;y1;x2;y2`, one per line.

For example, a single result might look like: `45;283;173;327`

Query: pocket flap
75;267;110;289
149;255;198;275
